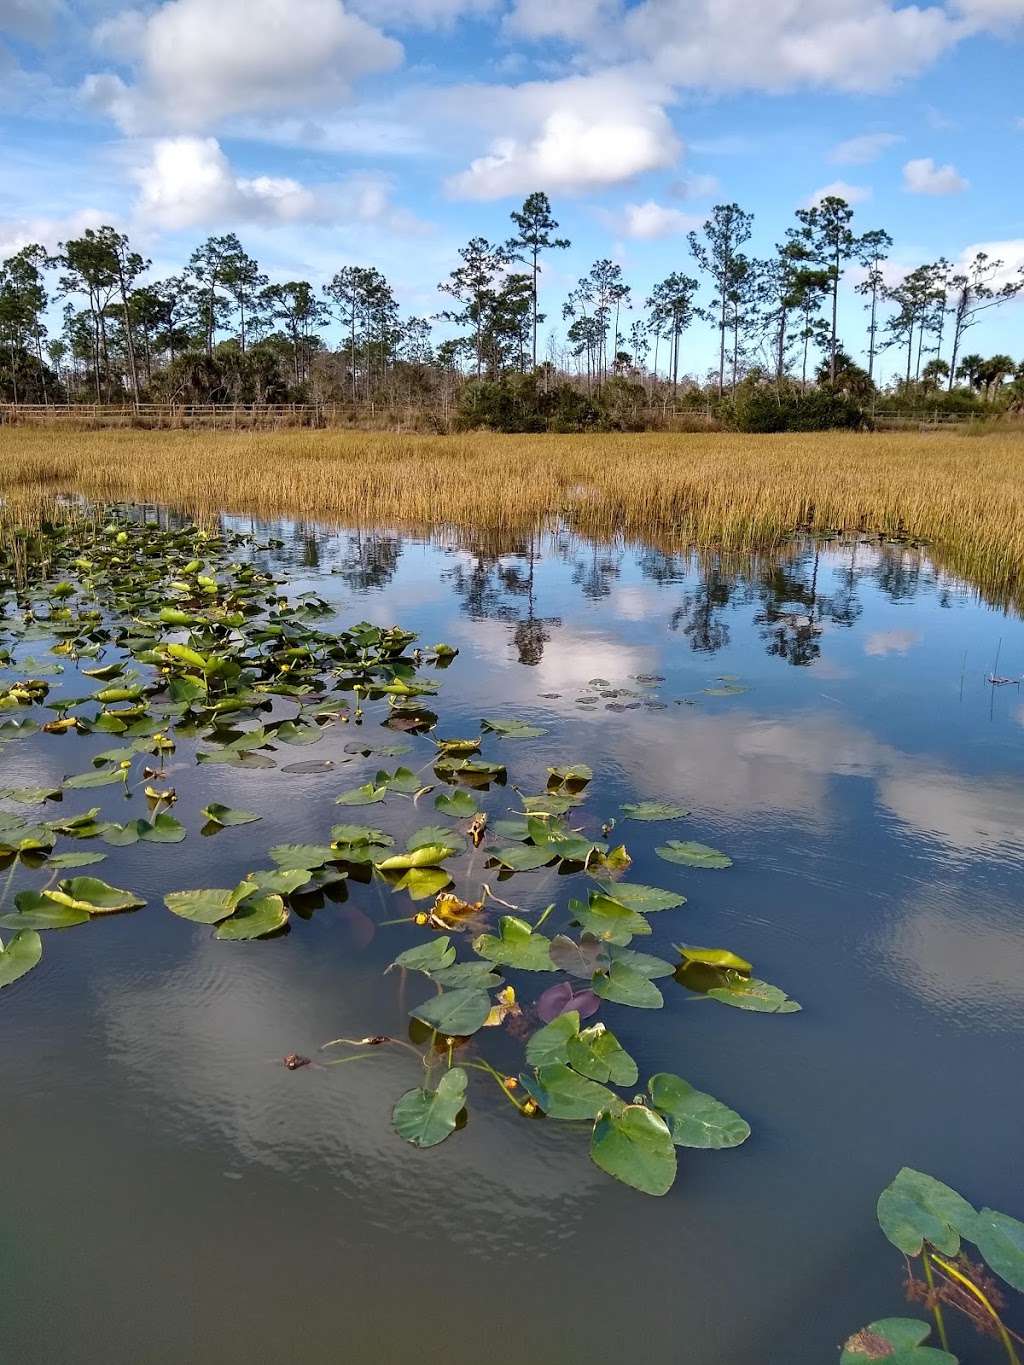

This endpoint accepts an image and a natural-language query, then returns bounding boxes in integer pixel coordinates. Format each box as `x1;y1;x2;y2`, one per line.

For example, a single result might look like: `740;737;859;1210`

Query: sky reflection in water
2;521;1023;1365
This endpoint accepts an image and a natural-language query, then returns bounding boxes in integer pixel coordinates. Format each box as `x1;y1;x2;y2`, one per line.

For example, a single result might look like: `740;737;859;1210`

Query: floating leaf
678;945;753;973
42;851;107;869
137;813;186;844
590;880;685;913
377;843;457;871
201;804;261;827
214;894;288;940
972;1208;1024;1293
407;825;465;853
609;946;674;979
410;987;493;1037
840;1318;955;1365
547;764;592;790
281;759;336;774
876;1169;978;1257
434;790;479;818
393;868;452;901
567;1024;638;1086
656;839;733;869
570;893;651;945
335;782;389;806
549;933;609;979
392;937;457;974
647;1073;750;1149
590;1103;677;1196
593;961;664;1009
481;717;546;739
1;893;90;930
165;884;254;925
525;1012;581;1068
64;767;125;789
473;916;556;971
706;977;801;1013
47;877;145;914
0;929;43;989
621;800;690;821
431;961;502;989
536;982;601;1023
392;1067;467;1148
520;1064;615;1120
490;844;554;872
269;844;333;870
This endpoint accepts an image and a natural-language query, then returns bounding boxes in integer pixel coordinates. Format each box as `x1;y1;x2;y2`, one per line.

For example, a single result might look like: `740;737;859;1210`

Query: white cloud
954;0;1024;25
445;72;680;199
0;0;62;42
132;137;320;229
670;172;720;199
956;239;1024;287
829;131;902;164
615;199;701;239
85;0;402;133
902;156;968;194
803;179;872;208
621;0;962;94
0;208;108;259
864;629;923;656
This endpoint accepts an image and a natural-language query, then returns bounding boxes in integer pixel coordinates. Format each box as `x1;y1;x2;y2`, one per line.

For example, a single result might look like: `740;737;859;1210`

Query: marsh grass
2;425;1023;611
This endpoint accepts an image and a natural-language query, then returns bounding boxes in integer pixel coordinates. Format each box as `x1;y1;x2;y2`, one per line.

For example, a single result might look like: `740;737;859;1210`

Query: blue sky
2;0;1023;381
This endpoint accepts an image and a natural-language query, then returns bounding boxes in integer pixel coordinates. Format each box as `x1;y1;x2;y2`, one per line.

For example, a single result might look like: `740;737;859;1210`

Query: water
2;519;1023;1365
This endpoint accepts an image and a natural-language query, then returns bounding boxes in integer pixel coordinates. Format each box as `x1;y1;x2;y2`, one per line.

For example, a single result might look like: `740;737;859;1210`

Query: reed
2;425;1023;611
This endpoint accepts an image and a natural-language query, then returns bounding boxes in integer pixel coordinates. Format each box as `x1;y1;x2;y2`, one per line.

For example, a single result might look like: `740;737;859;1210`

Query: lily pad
570;893;651;945
0;929;43;989
536;982;601;1022
473;916;556;971
973;1207;1024;1292
335;782;388;806
706;977;801;1013
593;961;664;1009
393;868;453;901
47;877;145;914
214;894;288;940
590;1103;677;1196
165;884;254;925
621;801;690;821
434;790;479;818
877;1168;978;1257
590;880;685;913
656;839;733;869
567;1023;638;1086
392;1067;468;1149
481;717;546;739
490;844;555;872
1;893;90;930
201;804;261;827
392;937;457;974
410;987;493;1037
647;1073;750;1149
678;945;754;973
841;1318;955;1365
549;933;609;979
525;1011;581;1068
519;1064;615;1120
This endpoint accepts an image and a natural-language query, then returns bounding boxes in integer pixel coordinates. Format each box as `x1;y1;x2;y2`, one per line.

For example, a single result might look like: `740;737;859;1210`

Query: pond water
2;515;1023;1365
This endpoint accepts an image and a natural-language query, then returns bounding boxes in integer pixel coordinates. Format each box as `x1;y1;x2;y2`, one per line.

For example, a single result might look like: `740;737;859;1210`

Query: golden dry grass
2;424;1023;610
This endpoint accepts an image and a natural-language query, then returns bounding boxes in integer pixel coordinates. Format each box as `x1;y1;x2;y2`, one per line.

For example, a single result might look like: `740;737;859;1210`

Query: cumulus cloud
670;172;720;199
803;179;872;208
0;208;108;258
85;0;402;133
614;199;701;239
350;0;497;24
131;137;321;229
902;156;968;194
445;72;680;199
504;0;618;41
955;239;1024;288
829;131;903;164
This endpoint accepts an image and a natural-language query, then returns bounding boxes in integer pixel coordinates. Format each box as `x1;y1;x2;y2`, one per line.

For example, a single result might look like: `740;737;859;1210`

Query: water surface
3;520;1023;1364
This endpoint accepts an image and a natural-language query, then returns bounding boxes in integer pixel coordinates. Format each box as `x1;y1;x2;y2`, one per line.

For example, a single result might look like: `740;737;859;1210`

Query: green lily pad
410;987;493;1037
1;893;90;929
376;843;457;871
201;804;261;827
335;783;388;806
407;825;466;853
706;977;801;1013
434;790;479;818
840;1318;955;1364
570;893;651;945
549;933;609;978
567;1024;638;1087
490;844;555;872
590;1103;677;1196
973;1207;1024;1292
269;844;333;870
214;894;288;940
0;929;43;989
519;1064;616;1120
647;1073;750;1149
678;945;754;973
137;813;186;844
590;881;685;913
393;868;453;901
42;851;108;869
608;946;675;979
525;1012;581;1068
431;962;502;990
621;801;690;821
47;877;145;914
392;937;457;974
592;961;664;1009
165;884;255;925
481;717;546;739
393;1067;468;1149
64;767;125;789
656;839;733;869
546;764;593;790
877;1168;978;1257
473;916;556;971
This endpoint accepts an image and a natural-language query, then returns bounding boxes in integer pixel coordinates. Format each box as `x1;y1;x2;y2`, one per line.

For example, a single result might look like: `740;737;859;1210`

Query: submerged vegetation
842;1170;1024;1364
0;508;802;1196
2;424;1023;614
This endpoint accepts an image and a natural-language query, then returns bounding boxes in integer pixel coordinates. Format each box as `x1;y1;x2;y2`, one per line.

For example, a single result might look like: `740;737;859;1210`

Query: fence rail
0;400;989;432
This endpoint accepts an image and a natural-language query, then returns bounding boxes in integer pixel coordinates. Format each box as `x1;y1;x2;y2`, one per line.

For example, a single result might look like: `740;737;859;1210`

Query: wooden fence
0;400;988;433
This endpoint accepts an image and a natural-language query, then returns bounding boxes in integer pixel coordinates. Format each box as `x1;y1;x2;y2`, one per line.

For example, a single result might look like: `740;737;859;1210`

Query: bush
730;378;866;432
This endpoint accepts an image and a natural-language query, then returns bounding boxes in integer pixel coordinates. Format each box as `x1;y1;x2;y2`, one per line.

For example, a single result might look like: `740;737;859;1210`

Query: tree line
1;190;1022;419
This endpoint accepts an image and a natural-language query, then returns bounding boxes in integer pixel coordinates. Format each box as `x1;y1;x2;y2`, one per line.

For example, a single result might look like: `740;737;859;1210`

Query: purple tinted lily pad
537;981;601;1023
